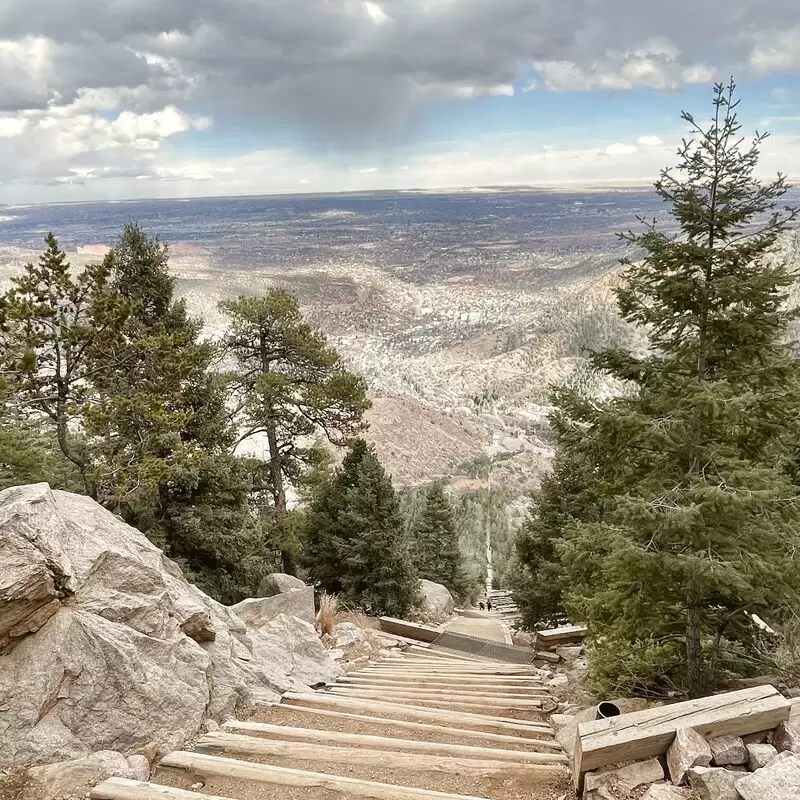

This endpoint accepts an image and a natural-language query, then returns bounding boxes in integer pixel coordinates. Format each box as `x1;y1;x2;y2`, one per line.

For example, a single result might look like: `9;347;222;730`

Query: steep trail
91;645;571;800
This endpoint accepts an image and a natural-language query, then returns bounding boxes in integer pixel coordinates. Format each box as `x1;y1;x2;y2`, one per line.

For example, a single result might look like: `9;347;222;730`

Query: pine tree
221;291;370;573
0;234;129;496
340;447;419;616
89;223;266;602
558;80;800;697
413;481;468;597
302;439;370;593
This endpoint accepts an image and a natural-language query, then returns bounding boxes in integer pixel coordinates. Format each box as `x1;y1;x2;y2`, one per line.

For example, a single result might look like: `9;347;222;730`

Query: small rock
710;735;748;765
125;755;150;782
585;758;665;796
202;719;220;733
556;645;584;661
547;673;570;688
134;742;159;764
550;713;576;733
328;648;345;660
190;781;205;791
772;721;800;754
687;766;742;800
742;731;768;744
737;751;800;799
667;728;713;785
747;742;778;771
641;786;692;800
256;572;305;597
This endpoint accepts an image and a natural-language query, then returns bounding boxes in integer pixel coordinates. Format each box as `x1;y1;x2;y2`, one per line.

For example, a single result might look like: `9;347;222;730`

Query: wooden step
338;677;546;692
258;702;559;747
281;692;550;735
196;731;568;773
224;720;565;761
91;778;233;800
330;682;548;698
325;686;547;707
350;671;545;686
158;751;493;800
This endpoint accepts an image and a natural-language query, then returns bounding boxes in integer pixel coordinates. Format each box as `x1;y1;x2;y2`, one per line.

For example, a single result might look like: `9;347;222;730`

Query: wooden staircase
91;645;571;800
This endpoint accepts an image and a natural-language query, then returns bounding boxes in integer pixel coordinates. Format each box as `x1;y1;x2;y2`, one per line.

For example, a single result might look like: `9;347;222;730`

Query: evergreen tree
412;481;468;597
302;439;370;592
89;223;266;602
221;291;370;573
339;446;419;616
303;439;418;615
557;80;800;697
0;234;129;496
511;402;607;629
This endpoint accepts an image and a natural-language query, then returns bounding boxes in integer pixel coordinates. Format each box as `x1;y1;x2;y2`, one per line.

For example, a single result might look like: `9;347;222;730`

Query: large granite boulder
256;573;305;597
417;580;454;617
0;484;340;769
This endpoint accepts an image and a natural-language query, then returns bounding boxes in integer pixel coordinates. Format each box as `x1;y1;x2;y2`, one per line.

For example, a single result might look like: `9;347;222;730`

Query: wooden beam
258;701;559;747
158;751;493;800
535;626;587;648
350;671;544;685
337;677;546;692
574;684;790;790
196;731;568;774
361;665;538;676
91;779;235;800
409;646;485;663
223;720;564;761
326;686;548;707
379;617;441;644
281;691;551;735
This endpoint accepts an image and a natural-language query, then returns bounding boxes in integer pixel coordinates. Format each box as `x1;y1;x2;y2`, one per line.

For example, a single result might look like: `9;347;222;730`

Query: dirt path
443;615;510;644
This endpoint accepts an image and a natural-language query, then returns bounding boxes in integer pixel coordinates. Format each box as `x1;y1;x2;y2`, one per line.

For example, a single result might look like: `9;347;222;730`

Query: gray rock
711;735;748;765
28;750;133;800
772;721;800;754
417;580;454;617
256;573;305;598
125;754;151;782
555;645;584;661
687;766;742;800
585;758;664;796
747;742;778;771
230;586;315;627
667;728;713;785
737;751;800;799
0;484;340;769
333;622;374;661
641;786;692;800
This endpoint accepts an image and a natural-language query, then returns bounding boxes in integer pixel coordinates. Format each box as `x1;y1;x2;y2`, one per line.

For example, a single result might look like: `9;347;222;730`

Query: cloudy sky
2;0;800;203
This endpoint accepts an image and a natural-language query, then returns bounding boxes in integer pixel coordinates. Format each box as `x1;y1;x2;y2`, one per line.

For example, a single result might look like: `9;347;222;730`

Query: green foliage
553;80;800;698
303;439;419;616
410;481;469;597
220;290;371;572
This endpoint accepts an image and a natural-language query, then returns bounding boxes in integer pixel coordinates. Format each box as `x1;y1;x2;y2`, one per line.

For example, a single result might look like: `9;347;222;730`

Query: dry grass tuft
316;592;339;637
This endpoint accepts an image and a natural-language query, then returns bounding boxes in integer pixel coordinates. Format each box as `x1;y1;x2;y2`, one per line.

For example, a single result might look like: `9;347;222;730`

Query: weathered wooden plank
379;617;441;643
158;751;493;800
281;691;551;735
196;731;568;772
223;720;563;760
326;686;548;706
350;670;544;685
338;677;546;692
574;684;790;789
258;701;559;746
535;625;587;647
91;779;234;800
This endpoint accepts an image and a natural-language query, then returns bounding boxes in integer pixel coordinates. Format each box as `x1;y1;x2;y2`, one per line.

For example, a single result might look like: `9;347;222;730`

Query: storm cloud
0;0;799;194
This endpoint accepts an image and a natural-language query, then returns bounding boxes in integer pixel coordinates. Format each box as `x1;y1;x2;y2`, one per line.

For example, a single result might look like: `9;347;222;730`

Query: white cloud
359;167;379;173
604;143;638;156
637;135;664;147
363;2;390;25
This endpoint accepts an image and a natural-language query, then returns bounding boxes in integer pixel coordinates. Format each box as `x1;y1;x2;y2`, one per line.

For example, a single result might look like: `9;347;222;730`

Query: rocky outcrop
737;751;800;799
256;573;305;597
0;484;340;769
417;580;454;617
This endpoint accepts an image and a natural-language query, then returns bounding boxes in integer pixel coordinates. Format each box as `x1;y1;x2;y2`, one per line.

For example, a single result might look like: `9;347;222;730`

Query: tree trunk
686;583;706;698
55;401;96;499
